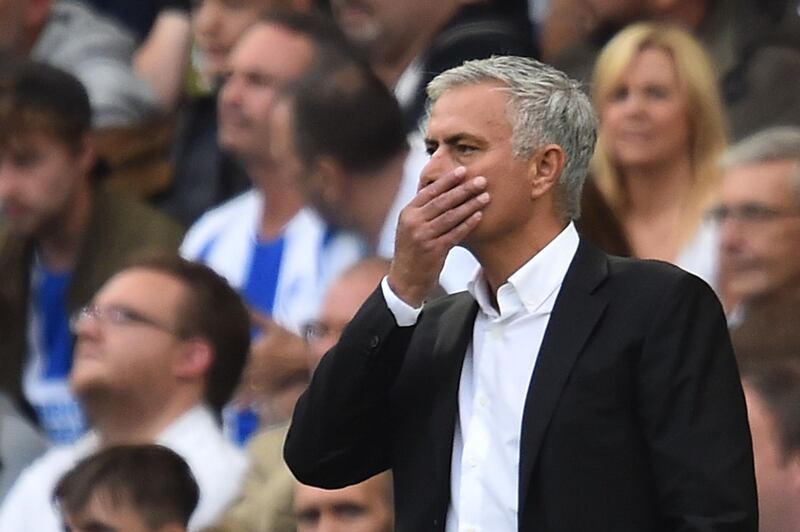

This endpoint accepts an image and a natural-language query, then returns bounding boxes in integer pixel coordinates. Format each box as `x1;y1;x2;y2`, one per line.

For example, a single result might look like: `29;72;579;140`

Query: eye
609;86;628;102
9;149;40;168
425;142;438;156
334;503;367;519
645;85;670;99
455;144;477;155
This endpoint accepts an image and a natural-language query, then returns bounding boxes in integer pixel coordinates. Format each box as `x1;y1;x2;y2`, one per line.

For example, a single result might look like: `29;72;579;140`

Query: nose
419;147;457;188
219;74;243;109
718;214;745;255
315;515;341;532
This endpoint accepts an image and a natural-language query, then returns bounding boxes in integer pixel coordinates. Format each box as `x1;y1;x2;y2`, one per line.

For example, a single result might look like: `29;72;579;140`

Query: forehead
426;82;513;140
95;268;187;313
320;272;382;322
621;47;678;84
229;23;316;79
295;483;376;508
722;160;798;205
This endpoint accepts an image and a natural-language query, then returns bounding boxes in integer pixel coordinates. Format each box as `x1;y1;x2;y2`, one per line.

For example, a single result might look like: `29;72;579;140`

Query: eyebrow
425;133;486;146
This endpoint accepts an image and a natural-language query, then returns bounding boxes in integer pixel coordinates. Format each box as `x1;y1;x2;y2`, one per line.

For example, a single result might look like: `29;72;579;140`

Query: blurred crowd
0;0;799;530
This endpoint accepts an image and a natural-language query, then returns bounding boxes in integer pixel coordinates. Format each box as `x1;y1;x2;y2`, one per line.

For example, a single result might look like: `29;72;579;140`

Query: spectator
0;255;250;530
215;258;390;532
713;126;800;319
551;0;800;141
181;12;366;441
0;0;161;127
269;52;476;293
590;22;726;287
330;0;535;132
294;471;393;532
737;356;800;532
156;0;317;226
0;60;183;444
54;444;199;532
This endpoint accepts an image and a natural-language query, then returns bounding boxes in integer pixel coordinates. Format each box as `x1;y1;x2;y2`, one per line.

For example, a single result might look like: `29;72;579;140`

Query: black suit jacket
285;241;757;531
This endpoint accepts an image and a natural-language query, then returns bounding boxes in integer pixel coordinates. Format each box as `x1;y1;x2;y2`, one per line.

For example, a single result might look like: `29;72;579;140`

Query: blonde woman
590;22;727;287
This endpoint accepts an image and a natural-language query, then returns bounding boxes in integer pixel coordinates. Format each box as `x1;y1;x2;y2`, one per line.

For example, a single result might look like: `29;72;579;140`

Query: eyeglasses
300;321;346;344
706;203;800;225
69;304;184;337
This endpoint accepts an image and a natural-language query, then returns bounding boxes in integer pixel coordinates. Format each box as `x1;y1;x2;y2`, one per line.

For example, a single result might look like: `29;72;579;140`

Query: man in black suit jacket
285;56;757;531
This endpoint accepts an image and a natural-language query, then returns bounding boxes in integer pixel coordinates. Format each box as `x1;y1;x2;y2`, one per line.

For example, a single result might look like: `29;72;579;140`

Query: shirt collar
467;223;580;320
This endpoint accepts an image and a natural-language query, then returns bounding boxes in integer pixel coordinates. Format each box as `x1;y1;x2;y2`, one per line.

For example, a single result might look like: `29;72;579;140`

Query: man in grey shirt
0;0;159;127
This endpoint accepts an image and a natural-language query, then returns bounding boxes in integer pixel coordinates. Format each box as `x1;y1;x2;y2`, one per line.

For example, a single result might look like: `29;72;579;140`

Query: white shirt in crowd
0;406;247;531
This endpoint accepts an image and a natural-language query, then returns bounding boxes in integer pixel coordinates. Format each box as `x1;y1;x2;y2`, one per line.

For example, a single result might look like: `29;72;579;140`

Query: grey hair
426;55;597;221
721;126;800;197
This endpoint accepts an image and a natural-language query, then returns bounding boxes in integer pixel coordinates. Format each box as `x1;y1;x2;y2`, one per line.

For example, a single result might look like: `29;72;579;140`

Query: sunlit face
70;269;188;401
423;82;536;250
0;133;89;237
294;475;393;532
191;0;274;82
718;160;800;304
743;384;800;532
218;22;315;164
599;47;691;171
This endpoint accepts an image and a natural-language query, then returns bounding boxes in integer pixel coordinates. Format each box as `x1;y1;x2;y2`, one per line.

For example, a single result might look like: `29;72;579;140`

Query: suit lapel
518;241;609;508
427;293;479;518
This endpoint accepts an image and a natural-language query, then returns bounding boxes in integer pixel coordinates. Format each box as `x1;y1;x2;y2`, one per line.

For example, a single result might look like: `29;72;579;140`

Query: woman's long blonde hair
590;22;727;240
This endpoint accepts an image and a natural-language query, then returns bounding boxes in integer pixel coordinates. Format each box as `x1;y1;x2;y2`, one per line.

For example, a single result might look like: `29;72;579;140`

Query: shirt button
478;394;488;407
368;335;380;349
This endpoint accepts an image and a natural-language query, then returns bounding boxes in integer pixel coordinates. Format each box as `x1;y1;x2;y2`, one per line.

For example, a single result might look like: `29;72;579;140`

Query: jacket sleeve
284;287;415;489
637;273;758;531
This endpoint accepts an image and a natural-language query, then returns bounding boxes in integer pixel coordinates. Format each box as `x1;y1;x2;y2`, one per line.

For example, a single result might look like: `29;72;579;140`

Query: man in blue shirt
0;59;183;444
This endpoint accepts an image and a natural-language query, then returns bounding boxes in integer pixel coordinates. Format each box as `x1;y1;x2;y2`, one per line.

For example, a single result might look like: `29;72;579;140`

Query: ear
528;144;565;200
77;133;97;177
313;156;349;206
173;338;213;380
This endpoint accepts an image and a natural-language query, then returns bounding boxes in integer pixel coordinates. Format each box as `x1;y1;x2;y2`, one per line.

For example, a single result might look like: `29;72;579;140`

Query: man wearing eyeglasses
712;126;800;323
0;255;250;531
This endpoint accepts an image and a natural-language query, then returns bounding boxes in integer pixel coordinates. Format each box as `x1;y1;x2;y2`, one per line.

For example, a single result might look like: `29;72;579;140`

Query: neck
350;153;405;250
471;214;567;307
621;157;693;221
86;391;200;447
248;163;304;240
37;180;92;272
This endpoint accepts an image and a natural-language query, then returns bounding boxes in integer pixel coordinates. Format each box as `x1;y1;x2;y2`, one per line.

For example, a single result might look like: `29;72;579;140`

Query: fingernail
478;192;490;203
473;176;487;187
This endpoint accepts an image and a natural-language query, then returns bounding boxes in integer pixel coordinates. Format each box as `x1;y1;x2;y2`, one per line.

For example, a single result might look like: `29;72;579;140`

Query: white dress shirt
383;223;579;531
